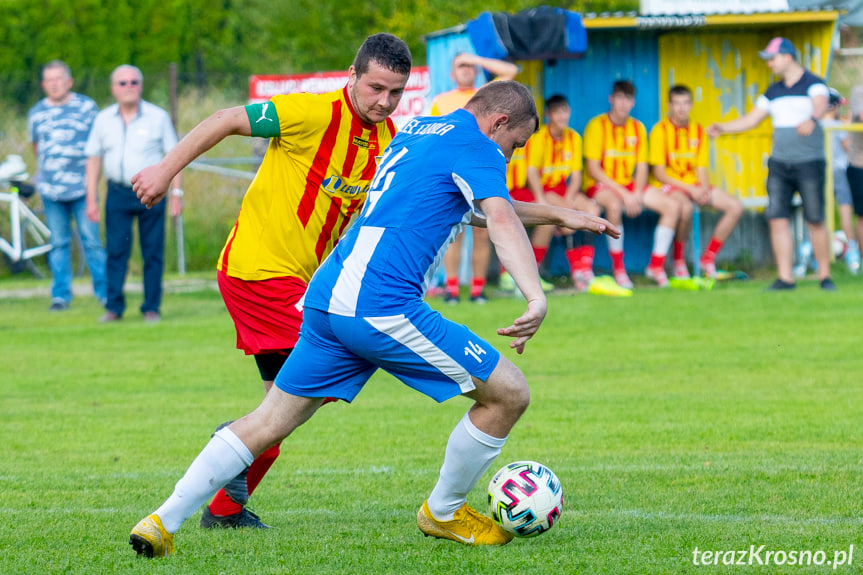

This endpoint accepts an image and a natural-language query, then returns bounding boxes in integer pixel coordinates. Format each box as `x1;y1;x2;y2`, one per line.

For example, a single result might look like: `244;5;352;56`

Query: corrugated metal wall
543;31;661;134
659;32;775;202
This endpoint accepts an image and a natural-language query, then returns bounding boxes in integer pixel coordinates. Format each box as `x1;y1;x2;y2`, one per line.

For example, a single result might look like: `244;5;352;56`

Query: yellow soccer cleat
539;276;555;293
588;275;633;297
669;277;700;291
129;514;174;558
500;271;554;294
417;500;513;546
499;271;516;292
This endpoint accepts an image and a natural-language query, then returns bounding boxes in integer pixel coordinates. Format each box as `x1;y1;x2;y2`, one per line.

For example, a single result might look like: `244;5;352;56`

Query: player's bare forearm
482;197;547;352
85;156;102;222
709;107;768;136
512;201;619;238
133;106;250;208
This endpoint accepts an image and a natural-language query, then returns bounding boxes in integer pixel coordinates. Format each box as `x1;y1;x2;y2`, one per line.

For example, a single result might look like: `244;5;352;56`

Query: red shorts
509;183;566;203
585;181;635;199
509;187;535;203
217;270;306;355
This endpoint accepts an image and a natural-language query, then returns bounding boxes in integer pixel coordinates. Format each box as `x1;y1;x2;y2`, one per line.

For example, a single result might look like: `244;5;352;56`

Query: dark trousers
105;181;165;316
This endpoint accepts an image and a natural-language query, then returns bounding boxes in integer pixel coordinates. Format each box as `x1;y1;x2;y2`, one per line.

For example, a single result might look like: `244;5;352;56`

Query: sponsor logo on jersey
321;175;369;197
352;135;370;149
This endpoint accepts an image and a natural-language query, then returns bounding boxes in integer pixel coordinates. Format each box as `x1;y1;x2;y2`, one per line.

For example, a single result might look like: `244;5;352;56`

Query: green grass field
1;276;861;574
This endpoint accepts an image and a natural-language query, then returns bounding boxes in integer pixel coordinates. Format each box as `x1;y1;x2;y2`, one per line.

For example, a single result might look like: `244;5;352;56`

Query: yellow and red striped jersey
582;113;647;189
429;88;476;116
506;141;530;191
527;125;582;193
217;87;396;282
648;117;708;187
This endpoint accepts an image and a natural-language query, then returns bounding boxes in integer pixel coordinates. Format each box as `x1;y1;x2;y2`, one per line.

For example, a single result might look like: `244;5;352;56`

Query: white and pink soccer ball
833;231;849;259
487;460;564;537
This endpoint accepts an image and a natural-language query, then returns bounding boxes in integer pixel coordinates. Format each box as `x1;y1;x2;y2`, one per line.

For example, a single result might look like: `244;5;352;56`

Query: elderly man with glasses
85;64;183;323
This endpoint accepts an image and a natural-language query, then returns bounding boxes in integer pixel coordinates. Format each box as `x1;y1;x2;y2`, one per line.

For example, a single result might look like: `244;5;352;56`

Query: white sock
652;225;675;257
607;225;623;253
427;412;507;521
154;427;254;533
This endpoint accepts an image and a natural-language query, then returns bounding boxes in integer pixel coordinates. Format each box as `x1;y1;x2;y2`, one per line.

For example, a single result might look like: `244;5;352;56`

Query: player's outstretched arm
132;106;252;209
707;107;769;137
512;200;621;239
481;196;548;354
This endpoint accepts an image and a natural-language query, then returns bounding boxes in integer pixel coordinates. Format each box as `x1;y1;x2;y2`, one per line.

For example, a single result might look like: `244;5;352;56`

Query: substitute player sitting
584;80;680;287
524;94;629;296
499;137;556;294
649;85;743;279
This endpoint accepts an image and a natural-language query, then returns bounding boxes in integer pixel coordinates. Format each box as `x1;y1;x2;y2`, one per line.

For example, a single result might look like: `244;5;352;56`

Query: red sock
533;246;548;266
649;253;666;270
246;442;281;497
701;237;723;262
565;247;583;273
581;245;595;270
207;442;282;516
445;276;459;297
610;250;625;273
673;240;685;262
470;277;486;297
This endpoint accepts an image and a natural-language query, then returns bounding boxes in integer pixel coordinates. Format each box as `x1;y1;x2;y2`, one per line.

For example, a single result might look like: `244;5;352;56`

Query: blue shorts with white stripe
274;304;500;403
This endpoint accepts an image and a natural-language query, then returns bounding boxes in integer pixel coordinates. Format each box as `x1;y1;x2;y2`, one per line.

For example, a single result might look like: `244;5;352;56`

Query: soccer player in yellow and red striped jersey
523;94;629;296
430;52;518;304
584;80;680;288
130;33;412;529
649;85;743;279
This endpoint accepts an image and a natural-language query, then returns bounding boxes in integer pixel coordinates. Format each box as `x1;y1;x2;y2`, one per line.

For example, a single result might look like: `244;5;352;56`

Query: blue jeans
42;196;107;305
105;181;165;316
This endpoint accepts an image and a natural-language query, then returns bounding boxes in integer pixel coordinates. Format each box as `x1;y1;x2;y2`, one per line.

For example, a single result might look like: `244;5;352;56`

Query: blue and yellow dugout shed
426;7;841;270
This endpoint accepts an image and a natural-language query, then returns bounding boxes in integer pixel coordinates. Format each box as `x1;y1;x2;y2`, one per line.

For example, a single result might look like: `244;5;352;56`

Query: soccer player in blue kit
130;80;619;556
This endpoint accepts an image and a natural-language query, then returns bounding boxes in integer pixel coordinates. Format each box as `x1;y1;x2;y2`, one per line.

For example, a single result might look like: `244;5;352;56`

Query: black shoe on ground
470;290;488;304
200;506;269;529
49;300;69;311
820;277;837;291
443;292;460;305
765;279;796;291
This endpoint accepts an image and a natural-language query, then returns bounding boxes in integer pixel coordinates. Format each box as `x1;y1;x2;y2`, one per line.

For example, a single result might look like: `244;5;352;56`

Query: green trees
0;0;636;108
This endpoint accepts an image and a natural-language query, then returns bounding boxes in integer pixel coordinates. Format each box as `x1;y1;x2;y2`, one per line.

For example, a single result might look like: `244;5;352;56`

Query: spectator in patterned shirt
28;60;106;311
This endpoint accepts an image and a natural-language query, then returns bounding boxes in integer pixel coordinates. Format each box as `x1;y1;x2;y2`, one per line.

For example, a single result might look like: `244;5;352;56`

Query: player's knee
486;359;530;415
728;198;744;219
503;369;531;416
605;202;622;222
663;199;681;223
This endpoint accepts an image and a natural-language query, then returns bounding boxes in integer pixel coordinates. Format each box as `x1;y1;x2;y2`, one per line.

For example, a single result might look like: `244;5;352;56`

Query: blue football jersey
303;109;510;317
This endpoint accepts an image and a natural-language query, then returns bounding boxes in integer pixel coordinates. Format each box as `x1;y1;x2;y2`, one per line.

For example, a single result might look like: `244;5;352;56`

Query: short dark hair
465;80;539;134
668;84;692;100
612;80;636;98
353;33;412;78
545;93;569;112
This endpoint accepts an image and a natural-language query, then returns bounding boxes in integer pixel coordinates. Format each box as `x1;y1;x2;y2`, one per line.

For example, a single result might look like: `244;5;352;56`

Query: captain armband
245;102;282;138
